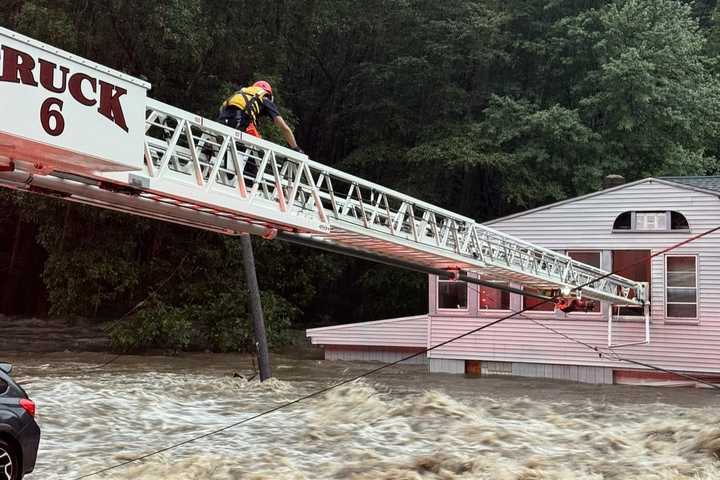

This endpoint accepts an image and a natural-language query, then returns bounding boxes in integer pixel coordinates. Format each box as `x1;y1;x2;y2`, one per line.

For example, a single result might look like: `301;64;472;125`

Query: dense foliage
2;0;720;350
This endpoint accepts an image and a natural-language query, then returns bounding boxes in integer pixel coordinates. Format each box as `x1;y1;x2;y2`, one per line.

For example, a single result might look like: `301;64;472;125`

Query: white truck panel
0;26;149;173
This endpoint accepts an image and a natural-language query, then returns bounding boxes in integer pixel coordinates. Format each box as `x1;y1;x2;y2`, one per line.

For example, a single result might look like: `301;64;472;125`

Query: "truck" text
0;45;129;136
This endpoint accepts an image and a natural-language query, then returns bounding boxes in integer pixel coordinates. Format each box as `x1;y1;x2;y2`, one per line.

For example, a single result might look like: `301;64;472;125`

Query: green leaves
109;294;192;353
560;0;720;177
109;290;296;353
477;0;720;204
480;96;600;207
5;0;720;339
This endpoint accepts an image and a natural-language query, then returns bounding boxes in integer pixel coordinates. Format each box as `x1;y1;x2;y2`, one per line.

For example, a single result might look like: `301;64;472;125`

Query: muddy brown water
3;352;719;479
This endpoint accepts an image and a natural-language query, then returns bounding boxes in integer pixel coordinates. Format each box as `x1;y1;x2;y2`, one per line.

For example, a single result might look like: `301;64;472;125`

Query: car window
0;378;7;395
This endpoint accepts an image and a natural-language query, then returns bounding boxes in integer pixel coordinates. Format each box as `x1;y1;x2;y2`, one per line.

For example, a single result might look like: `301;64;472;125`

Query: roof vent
603;174;625;189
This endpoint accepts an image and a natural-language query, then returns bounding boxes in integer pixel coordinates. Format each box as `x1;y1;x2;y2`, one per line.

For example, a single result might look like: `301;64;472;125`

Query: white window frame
610;249;652;321
635;211;668;231
664;254;699;321
522;248;586;317
477;281;511;313
613;211;690;233
436;278;469;312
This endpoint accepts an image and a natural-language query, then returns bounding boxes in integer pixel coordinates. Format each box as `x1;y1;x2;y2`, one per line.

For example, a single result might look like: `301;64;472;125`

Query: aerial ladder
0;27;649;346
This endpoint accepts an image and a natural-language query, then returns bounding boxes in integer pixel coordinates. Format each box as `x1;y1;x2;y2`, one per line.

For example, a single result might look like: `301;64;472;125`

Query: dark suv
0;364;39;480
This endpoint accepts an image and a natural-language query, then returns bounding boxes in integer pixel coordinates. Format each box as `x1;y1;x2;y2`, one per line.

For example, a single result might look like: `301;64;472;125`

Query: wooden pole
239;233;271;381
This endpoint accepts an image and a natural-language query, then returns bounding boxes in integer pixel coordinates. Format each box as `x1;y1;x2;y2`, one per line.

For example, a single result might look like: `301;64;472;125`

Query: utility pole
239;233;271;381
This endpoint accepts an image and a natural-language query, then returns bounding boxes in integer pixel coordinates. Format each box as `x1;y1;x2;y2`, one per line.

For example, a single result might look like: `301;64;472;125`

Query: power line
71;224;720;479
573;225;720;294
469;283;604;354
466;231;720;388
468;279;720;390
520;314;720;391
71;301;547;479
465;220;720;390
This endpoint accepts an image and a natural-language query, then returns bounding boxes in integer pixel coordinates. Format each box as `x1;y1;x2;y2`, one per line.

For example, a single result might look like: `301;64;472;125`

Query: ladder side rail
327;220;639;305
142;99;648;303
145;101;488;250
145;99;477;224
182;121;205;187
228;141;248;198
294;153;638;297
203;136;230;191
145;124;633;304
145;104;330;224
308;169;643;302
473;226;640;291
472;227;642;303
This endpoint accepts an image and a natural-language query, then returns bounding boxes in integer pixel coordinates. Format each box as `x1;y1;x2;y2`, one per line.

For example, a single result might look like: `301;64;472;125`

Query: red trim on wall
614;369;720;383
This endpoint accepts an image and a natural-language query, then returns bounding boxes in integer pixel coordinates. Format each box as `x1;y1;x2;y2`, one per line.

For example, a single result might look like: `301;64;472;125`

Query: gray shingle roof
661;176;720;194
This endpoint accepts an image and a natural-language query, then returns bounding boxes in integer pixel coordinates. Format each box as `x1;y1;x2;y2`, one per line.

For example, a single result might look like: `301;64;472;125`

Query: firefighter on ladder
217;80;302;152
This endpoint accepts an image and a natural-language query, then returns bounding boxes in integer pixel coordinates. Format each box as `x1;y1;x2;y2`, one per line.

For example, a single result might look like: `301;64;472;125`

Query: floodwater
5;352;719;479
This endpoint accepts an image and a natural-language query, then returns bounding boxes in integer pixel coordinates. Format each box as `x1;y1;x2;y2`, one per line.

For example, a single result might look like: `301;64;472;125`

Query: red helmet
253;80;273;96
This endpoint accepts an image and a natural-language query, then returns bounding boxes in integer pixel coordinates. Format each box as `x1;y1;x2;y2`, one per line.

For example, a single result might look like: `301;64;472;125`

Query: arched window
613;212;632;230
612;211;689;232
670;211;689;230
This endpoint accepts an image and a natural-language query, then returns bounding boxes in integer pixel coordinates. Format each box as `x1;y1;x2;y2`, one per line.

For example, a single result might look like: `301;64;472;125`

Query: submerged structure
308;177;720;386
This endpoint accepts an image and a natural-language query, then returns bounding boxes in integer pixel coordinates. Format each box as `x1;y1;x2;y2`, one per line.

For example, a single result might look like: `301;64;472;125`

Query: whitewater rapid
7;353;718;479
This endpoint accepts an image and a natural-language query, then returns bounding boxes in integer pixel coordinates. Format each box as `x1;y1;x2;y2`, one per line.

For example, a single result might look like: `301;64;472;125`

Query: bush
109;291;296;353
109;295;192;352
191;291;294;352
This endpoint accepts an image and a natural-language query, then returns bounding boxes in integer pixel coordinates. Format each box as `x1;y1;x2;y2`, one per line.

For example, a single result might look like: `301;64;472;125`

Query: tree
572;0;720;178
2;0;720;345
480;0;720;210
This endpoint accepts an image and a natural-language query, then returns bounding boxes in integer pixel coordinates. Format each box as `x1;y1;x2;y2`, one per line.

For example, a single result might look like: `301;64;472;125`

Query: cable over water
13;353;720;479
69;225;720;479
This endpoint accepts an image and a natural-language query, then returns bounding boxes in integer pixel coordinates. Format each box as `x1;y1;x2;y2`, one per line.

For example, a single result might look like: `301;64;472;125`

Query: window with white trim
438;279;468;310
523;251;604;313
478;282;510;311
613;211;689;232
636;212;667;231
665;256;698;319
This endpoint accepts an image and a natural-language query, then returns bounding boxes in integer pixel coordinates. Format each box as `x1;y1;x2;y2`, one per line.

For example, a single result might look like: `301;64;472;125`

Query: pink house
307;177;720;385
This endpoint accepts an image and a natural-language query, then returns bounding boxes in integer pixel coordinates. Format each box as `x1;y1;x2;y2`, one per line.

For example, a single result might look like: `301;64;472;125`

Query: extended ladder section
0;26;648;308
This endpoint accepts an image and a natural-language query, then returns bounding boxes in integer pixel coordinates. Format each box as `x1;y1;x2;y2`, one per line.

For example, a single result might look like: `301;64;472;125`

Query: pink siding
307;315;428;348
306;179;720;375
430;179;720;373
427;315;720;373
